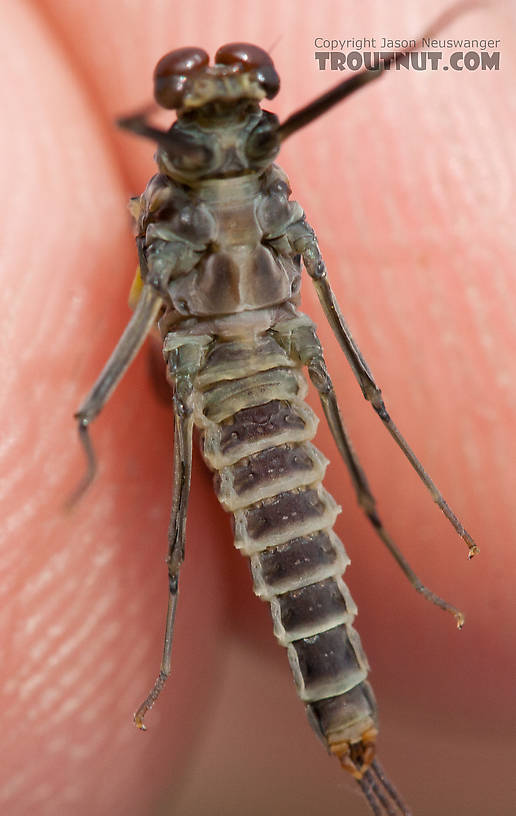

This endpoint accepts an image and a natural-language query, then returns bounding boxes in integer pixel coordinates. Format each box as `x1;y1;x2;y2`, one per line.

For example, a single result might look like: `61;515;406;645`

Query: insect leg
68;283;163;507
278;2;480;142
272;319;464;627
133;378;192;730
134;336;211;730
117;111;212;167
286;222;479;560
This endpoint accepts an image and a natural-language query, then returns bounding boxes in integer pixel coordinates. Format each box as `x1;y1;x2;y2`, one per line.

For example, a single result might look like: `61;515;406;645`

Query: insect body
72;13;478;816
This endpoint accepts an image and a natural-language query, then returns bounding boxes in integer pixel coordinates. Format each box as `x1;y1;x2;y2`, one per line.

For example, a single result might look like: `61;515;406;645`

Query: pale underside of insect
71;4;480;815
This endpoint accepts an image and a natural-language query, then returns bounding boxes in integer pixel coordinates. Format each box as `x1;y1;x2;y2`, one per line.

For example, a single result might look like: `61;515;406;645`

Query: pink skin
2;2;514;815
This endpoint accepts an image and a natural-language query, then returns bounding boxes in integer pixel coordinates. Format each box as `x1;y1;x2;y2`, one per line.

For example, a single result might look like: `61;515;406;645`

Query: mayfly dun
70;5;480;815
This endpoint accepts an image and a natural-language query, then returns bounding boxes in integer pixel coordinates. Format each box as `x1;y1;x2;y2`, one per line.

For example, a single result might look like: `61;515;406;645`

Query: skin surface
1;1;515;814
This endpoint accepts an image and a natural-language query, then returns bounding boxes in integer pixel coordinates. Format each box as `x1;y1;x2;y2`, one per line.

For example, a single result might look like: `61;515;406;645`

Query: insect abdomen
195;331;378;765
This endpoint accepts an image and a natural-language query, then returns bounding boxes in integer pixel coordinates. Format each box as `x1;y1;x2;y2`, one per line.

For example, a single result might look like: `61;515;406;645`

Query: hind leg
273;317;464;627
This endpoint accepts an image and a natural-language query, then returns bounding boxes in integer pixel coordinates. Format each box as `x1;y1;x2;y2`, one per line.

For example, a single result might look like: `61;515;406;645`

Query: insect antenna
278;0;482;142
356;762;412;816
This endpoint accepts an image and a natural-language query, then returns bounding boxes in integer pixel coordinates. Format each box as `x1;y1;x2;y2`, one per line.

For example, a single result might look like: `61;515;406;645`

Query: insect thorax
134;161;305;326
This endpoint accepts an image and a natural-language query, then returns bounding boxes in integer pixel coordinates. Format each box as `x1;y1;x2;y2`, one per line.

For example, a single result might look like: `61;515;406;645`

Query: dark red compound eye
154;47;209;109
215;43;280;99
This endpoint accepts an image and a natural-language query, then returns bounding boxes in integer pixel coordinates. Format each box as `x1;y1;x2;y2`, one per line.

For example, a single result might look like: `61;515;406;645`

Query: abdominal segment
193;328;378;771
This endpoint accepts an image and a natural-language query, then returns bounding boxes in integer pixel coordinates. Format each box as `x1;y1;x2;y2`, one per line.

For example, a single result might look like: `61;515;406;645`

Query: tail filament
356;760;412;816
